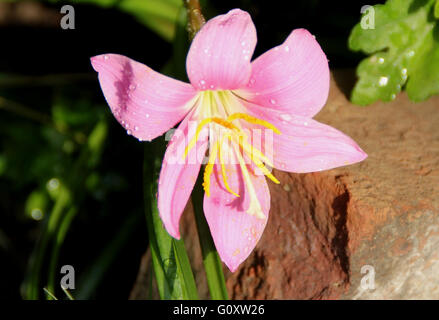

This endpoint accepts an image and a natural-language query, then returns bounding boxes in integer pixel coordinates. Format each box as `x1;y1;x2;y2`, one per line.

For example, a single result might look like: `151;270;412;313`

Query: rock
131;70;439;299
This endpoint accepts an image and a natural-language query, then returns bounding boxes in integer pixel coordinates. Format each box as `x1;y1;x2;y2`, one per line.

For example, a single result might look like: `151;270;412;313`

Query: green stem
144;139;199;300
191;177;229;300
25;186;70;299
46;206;77;296
183;0;205;40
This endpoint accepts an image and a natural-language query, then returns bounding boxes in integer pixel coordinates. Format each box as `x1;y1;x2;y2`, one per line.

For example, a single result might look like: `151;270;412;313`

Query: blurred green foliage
349;0;439;105
48;0;183;41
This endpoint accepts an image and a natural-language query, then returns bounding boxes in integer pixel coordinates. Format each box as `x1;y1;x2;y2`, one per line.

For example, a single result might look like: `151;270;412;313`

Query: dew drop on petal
145;113;150;119
104;55;109;60
284;46;290;52
280;114;292;121
378;57;384;64
270;98;276;105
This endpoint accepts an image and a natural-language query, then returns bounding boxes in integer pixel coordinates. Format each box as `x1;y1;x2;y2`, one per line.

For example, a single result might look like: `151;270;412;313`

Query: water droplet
407;50;415;58
241;41;246;46
390;93;396;100
104;55;109;60
210;85;215;89
270;98;276;105
284;46;290;52
127;130;131;135
378;57;384;64
145;114;150;119
129;84;136;90
280;114;291;121
378;76;388;87
47;178;60;191
249;78;255;85
134;126;139;131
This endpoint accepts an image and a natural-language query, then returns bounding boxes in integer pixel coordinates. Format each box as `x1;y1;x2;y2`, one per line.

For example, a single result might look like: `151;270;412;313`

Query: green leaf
349;0;439;105
191;177;229;300
435;0;439;18
143;140;199;300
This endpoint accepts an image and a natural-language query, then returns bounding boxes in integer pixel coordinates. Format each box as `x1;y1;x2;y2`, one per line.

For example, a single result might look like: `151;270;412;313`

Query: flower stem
183;0;205;40
191;177;229;300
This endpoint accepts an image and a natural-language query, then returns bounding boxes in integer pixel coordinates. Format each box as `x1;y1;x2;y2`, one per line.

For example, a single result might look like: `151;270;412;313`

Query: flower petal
243;104;367;173
186;9;257;91
91;54;198;141
238;28;330;118
203;159;270;272
158;109;208;239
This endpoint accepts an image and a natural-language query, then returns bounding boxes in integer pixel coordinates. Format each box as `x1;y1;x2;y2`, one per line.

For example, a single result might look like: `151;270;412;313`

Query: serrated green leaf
349;0;439;105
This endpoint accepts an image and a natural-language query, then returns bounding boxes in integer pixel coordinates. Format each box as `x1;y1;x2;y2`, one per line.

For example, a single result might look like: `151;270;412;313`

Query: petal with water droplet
186;9;256;91
237;29;329;118
91;54;198;141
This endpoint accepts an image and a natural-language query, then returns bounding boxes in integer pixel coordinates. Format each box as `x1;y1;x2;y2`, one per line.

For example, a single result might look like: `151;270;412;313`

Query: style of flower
90;9;367;272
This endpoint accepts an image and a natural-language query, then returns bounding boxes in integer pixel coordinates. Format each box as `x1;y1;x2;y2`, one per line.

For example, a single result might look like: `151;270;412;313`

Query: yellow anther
203;141;219;197
238;137;274;168
219;134;240;197
183;117;239;160
250;157;280;184
232;141;266;219
227;113;281;135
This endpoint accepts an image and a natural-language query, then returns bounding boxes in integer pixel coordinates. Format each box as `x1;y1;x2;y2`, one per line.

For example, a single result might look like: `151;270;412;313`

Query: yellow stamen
237;137;274;169
202;141;219;197
182;91;281;212
183;117;239;160
232;139;266;219
227;113;281;135
218;134;240;197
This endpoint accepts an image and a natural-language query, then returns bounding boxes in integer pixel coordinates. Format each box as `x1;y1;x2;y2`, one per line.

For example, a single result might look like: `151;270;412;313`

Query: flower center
183;90;281;219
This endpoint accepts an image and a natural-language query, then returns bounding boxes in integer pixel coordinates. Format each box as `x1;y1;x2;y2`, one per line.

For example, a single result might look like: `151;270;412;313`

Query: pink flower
90;9;367;272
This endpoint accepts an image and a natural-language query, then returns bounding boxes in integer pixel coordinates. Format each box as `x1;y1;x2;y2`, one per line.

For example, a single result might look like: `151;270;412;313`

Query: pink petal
186;9;257;91
237;28;330;118
158;109;208;239
91;54;198;141
244;104;367;173
203;161;270;272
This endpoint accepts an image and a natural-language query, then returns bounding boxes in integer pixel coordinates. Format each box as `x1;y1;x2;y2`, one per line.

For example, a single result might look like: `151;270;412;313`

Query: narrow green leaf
143;139;199;300
435;0;439;18
191;177;229;300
